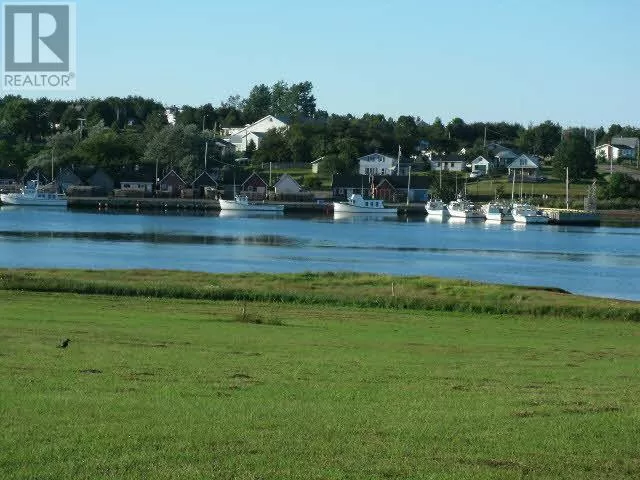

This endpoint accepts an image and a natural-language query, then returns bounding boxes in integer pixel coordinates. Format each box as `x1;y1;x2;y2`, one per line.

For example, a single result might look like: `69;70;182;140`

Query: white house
596;139;637;162
429;154;465;172
507;154;540;178
223;115;288;152
274;174;302;195
358;153;397;175
470;156;493;174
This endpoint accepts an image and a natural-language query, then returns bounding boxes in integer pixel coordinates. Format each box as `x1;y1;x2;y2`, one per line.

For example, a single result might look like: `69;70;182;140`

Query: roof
358;153;396;163
192;170;218;186
471;156;492;165
495;149;518;158
507;154;540;169
274;173;301;188
612;144;635;150
611;137;639;149
160;169;186;184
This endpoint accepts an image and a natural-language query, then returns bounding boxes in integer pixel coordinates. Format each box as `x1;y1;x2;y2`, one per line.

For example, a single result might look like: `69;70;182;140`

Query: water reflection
218;210;285;219
425;215;448;224
0;230;300;247
333;212;398;222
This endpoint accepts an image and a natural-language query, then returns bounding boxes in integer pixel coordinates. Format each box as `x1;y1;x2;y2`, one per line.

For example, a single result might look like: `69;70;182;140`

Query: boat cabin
348;194;384;209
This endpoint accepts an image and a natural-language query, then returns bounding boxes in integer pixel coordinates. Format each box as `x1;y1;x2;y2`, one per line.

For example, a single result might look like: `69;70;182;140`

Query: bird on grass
57;338;70;349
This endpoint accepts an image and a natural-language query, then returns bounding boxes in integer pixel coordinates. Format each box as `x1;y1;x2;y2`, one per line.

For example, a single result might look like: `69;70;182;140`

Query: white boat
333;194;397;216
482;202;514;222
218;194;284;212
0;180;66;207
425;198;449;216
447;197;485;219
511;203;548;224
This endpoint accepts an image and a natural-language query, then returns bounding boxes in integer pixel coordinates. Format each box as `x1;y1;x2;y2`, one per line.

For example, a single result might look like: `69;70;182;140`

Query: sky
8;0;640;127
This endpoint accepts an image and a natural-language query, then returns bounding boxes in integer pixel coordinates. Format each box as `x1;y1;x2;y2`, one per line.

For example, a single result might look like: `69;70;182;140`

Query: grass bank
1;287;639;479
1;269;638;320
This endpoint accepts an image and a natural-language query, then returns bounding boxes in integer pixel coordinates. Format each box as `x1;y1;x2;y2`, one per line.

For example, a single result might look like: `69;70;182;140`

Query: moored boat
511;203;548;224
482;202;514;222
447;197;485;219
333;193;397;216
0;180;66;207
218;194;284;212
425;198;449;217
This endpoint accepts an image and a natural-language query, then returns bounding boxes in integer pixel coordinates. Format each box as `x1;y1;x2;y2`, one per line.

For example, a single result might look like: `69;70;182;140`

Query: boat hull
513;214;548;224
333;202;397;215
218;199;284;212
425;207;449;216
0;193;67;207
448;210;485;219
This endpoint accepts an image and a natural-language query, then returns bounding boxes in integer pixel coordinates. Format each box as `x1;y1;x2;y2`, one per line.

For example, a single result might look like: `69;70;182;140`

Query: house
494;149;519;167
310;156;325;174
225;172;269;200
470;156;493;175
358;153;397;175
86;168;115;194
192;170;219;198
331;174;430;202
429;154;466;172
159;169;187;196
373;175;430;202
507;154;540;178
223;115;288;152
274;174;302;195
118;167;155;193
596;138;638;162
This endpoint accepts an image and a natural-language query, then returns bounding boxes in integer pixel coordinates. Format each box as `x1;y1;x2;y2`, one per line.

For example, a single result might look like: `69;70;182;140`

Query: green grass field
1;271;639;479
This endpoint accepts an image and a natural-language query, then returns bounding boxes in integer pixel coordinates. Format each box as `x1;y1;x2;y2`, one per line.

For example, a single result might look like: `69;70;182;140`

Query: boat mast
511;168;516;203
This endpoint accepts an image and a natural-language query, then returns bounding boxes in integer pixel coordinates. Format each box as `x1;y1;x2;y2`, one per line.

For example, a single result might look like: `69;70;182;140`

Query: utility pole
406;166;411;206
483;125;487;149
202;114;207;133
204;141;208;170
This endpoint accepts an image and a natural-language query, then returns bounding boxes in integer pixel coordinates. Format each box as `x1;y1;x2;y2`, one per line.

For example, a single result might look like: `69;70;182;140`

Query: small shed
159;169;187;196
274;173;302;195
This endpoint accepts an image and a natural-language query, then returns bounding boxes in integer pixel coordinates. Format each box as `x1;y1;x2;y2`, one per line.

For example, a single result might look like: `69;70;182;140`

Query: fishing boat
425;198;449;216
0;179;66;207
218;194;284;212
482;202;514;222
447;196;484;219
333;193;397;216
511;203;548;224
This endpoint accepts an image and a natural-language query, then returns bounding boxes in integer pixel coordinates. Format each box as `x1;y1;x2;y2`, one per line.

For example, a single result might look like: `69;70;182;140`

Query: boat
218;194;284;212
511;203;548;224
425;198;449;216
447;197;485;219
482;202;514;222
0;179;66;207
333;193;397;216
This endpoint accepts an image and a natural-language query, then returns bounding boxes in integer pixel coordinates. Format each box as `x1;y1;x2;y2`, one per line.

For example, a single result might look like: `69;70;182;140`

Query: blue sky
16;0;640;126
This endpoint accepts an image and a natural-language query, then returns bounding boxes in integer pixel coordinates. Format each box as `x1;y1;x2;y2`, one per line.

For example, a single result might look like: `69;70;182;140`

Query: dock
542;208;601;226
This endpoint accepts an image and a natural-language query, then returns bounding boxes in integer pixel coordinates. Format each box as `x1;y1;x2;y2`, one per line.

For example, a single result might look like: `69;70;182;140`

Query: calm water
1;205;639;301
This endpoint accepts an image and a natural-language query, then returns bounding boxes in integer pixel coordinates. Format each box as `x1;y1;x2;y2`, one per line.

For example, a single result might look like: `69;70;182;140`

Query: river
1;205;639;301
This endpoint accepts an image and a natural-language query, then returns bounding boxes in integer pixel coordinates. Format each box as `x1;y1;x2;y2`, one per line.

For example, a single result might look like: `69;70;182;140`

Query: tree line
1;81;639;183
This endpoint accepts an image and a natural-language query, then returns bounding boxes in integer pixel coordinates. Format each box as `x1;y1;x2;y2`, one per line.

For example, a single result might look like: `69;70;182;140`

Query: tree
245;139;256;158
253;129;290;165
603;173;640;199
243;84;271;123
552;133;596;181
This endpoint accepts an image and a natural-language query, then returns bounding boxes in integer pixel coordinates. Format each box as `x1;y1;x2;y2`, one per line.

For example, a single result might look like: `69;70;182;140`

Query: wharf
543;208;601;226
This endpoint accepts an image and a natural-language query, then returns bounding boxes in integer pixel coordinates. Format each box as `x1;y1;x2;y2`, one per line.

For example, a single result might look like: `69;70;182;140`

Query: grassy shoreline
1;283;639;479
1;268;638;321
